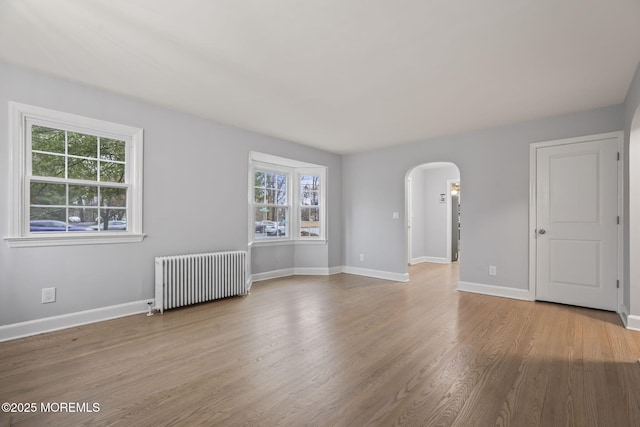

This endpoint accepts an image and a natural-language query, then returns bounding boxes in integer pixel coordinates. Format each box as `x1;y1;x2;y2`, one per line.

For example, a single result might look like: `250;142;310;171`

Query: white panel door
535;137;619;311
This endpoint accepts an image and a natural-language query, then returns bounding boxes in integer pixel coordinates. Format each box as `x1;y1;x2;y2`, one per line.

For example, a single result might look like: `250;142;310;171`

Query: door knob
538;229;546;235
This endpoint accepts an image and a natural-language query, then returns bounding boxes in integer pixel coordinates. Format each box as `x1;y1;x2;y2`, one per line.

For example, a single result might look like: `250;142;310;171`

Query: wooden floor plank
1;262;640;426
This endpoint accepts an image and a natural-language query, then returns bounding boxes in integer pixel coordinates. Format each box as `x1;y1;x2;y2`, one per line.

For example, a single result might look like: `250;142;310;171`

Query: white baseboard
627;316;640;331
328;266;344;275
253;266;409;283
252;268;296;282
619;303;630;328
252;266;343;282
410;256;449;265
294;267;338;276
457;281;532;301
618;304;640;331
0;299;153;343
621;303;640;331
342;266;409;282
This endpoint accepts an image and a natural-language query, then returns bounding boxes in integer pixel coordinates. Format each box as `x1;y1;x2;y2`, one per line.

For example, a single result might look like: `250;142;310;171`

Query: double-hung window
298;172;322;238
6;102;144;247
253;169;290;239
250;152;326;243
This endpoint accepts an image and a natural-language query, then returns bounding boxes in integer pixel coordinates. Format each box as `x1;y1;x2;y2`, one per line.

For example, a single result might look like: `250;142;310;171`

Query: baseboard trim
252;268;295;282
328;266;344;275
457;281;532;301
342;266;409;282
623;304;640;331
0;299;153;343
410;256;450;265
294;267;338;276
252;266;343;282
619;303;630;328
253;266;409;283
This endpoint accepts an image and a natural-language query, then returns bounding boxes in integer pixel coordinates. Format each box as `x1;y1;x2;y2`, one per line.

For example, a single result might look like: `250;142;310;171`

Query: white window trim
5;102;145;248
249;152;327;246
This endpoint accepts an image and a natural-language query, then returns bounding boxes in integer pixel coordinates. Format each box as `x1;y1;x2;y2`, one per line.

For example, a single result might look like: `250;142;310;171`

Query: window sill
5;233;146;248
250;239;327;248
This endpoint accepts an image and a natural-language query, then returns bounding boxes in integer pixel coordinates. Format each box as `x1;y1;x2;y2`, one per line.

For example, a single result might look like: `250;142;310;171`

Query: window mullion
28;175;129;189
65;181;70;232
98;186;101;226
65;129;69;180
97;135;101;185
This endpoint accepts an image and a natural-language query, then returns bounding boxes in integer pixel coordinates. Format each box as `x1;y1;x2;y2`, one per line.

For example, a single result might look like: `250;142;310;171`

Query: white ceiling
1;1;639;154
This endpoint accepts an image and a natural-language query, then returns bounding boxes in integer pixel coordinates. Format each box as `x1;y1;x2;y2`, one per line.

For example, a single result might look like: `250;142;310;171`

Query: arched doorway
628;106;640;328
405;162;461;267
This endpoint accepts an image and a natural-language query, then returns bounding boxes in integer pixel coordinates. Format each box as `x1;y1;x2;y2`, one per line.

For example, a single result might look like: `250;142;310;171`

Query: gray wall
0;62;342;326
343;105;625;289
0;58;632;329
409;164;460;262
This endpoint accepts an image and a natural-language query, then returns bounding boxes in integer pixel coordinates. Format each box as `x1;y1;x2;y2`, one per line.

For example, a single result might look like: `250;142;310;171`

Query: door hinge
617;216;620;225
617;152;621;161
617;280;620;289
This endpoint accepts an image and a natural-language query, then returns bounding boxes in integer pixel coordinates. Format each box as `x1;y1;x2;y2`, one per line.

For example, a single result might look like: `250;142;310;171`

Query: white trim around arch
628;106;640;330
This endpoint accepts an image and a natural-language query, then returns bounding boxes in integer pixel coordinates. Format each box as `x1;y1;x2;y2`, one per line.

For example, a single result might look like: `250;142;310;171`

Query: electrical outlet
359;253;365;262
42;287;56;304
489;266;497;276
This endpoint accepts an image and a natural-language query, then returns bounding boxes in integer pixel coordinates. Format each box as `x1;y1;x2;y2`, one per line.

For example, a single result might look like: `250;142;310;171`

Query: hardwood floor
1;262;640;426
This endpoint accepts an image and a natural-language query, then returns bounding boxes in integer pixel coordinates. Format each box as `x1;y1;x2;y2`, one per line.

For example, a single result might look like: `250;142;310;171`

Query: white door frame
446;179;460;262
528;131;624;309
407;176;413;264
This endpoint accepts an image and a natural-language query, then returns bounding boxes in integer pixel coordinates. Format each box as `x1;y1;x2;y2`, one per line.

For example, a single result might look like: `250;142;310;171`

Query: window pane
69;185;99;207
254;187;265;204
254;170;287;205
301;175;320;206
254;207;287;239
68;132;97;158
98;209;127;231
254;208;268;239
68;158;98;181
300;207;320;237
275;207;288;238
32;152;65;178
30;219;67;232
30;207;85;232
265;173;275;189
276;174;287;193
100;138;125;162
100;187;127;208
32;126;65;154
103;208;126;222
31;206;65;221
69;207;98;224
255;171;265;187
29;209;89;232
30;182;66;205
255;206;277;222
265;189;276;204
100;162;125;183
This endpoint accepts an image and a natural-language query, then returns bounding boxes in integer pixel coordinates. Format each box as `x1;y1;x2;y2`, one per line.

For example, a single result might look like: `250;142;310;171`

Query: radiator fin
154;251;248;313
